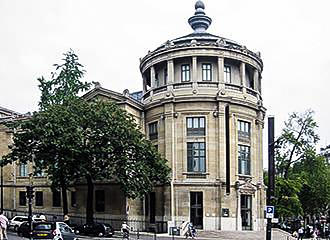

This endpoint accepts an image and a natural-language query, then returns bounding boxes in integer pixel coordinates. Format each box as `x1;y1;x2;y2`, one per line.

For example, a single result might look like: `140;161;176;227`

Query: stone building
0;0;266;232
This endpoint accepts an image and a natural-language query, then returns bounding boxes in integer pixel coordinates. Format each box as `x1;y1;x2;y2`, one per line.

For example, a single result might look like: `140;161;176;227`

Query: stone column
218;57;225;89
150;66;155;88
167;60;174;84
253;69;259;91
240;62;246;94
192;56;198;89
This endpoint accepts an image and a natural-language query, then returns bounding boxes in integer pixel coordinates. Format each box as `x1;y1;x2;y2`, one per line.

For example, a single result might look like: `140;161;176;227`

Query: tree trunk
61;186;68;216
86;174;94;224
60;176;69;216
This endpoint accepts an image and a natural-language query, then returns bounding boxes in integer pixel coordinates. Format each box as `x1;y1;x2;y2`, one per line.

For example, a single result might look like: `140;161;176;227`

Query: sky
1;0;330;154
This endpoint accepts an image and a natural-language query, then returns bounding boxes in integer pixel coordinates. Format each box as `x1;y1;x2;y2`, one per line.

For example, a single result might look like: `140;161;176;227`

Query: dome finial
188;0;212;33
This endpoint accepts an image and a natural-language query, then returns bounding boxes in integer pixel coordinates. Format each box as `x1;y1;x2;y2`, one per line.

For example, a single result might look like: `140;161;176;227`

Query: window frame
224;65;231;83
19;191;27;206
35;191;43;207
187;117;205;136
149;122;158;140
202;63;212;81
19;164;28;177
95;190;105;212
238;145;251;175
187;142;206;173
181;64;191;82
238;120;251;139
52;190;61;207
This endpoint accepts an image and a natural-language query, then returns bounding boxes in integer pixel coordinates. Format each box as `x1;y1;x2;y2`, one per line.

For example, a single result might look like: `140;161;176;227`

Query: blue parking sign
266;206;274;218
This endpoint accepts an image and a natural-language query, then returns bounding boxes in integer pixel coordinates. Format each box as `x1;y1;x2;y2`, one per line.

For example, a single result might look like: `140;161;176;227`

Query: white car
9;216;29;231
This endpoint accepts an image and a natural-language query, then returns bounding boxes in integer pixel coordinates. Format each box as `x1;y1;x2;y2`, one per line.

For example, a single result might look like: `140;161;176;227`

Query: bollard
154;227;157;240
137;229;139;239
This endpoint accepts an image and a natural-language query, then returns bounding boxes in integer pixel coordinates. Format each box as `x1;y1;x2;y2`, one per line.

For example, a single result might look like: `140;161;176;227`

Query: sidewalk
124;228;293;240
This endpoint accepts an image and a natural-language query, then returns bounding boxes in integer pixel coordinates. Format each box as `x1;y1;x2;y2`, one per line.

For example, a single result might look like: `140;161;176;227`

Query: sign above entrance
266;206;275;218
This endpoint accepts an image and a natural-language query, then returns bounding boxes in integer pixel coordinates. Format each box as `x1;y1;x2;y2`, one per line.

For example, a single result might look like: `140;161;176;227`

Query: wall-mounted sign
222;208;229;217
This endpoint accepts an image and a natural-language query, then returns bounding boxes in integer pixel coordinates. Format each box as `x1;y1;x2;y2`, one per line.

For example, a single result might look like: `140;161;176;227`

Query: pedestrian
63;215;70;225
297;226;304;240
180;221;189;238
0;212;9;240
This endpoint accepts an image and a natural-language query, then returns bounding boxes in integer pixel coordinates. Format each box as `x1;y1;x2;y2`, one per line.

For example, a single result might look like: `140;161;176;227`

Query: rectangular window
224;65;231;83
238;145;250;175
19;191;26;206
181;64;190;82
71;191;77;207
202;64;212;81
155;73;159;87
35;191;43;207
187;142;206;172
238;120;251;139
95;190;105;212
164;67;168;85
52;190;61;207
149;122;158;140
19;164;28;177
187;117;205;136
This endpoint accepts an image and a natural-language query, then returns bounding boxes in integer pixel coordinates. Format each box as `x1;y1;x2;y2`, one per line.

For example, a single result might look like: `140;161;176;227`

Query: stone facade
0;0;266;232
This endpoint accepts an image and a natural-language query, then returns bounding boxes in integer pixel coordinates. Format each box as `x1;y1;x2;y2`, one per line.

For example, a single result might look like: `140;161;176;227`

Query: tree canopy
3;50;171;223
272;110;330;221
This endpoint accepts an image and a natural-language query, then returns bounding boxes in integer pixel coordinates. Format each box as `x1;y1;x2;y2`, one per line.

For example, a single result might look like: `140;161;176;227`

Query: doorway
241;194;252;230
190;192;203;229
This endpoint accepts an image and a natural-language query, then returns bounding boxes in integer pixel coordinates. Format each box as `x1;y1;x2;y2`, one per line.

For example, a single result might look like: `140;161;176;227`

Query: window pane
187;118;193;128
199;117;205;128
193;118;199;128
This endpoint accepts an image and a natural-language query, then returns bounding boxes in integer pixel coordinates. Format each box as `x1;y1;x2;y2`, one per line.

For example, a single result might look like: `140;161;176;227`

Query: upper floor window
164;67;168;85
187;142;206;172
149;122;158;140
187;117;205;136
181;64;190;82
238;120;251;139
155;73;160;87
202;63;212;81
19;164;28;177
238;145;250;175
224;65;231;83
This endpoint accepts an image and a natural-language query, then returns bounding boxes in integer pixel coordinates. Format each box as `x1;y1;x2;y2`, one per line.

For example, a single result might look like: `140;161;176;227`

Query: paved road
8;229;293;240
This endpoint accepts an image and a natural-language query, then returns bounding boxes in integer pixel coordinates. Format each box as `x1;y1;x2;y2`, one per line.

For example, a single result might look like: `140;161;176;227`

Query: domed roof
140;0;262;66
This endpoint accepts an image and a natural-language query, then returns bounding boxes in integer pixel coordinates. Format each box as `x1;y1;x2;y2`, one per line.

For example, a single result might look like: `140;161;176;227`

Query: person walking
0;212;9;240
297;226;304;240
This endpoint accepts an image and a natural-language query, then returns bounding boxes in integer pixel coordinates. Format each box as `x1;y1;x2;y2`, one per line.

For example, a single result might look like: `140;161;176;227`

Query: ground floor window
19;191;26;206
35;191;43;207
95;190;105;212
52;190;61;207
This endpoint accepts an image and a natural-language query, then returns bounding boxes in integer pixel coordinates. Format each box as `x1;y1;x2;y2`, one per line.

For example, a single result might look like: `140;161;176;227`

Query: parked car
32;221;78;240
17;221;31;238
74;222;114;237
9;216;28;231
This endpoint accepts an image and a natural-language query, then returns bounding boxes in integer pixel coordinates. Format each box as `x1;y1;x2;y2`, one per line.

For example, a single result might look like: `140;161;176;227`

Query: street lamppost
27;173;34;240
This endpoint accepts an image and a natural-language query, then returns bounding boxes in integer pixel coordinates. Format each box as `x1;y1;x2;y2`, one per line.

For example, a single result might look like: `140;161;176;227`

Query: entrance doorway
190;192;203;229
241;195;252;230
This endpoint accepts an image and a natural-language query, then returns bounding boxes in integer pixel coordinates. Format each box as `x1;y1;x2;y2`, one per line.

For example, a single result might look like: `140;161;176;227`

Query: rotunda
139;0;266;231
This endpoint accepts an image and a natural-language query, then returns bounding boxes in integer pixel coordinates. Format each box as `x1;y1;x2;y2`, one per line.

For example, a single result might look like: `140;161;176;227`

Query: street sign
266;206;275;218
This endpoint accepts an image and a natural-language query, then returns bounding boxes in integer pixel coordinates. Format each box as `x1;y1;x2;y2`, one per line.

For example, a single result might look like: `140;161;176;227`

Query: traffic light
26;185;34;199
